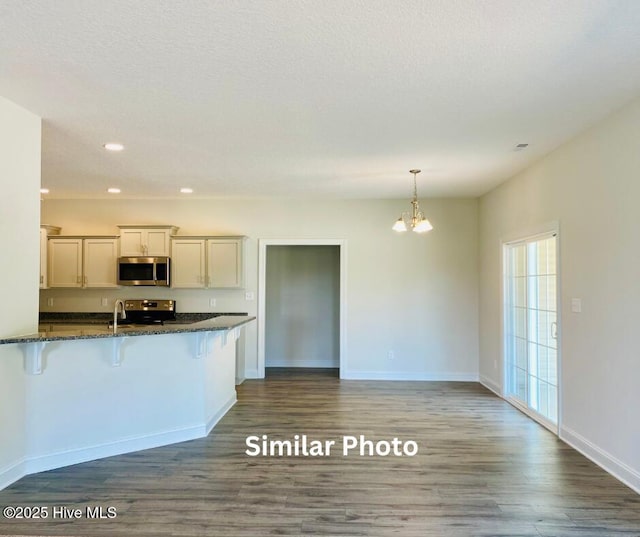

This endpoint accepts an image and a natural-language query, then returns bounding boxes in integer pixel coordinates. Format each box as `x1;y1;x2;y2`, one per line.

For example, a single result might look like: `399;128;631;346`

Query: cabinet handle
77;275;82;284
40;275;44;284
84;275;88;285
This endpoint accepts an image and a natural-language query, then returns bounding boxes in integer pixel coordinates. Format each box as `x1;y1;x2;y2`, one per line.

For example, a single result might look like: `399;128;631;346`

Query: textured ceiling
1;0;640;199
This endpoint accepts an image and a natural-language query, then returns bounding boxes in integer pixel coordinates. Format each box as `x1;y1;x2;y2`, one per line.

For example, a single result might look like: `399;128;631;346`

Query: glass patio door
504;233;558;429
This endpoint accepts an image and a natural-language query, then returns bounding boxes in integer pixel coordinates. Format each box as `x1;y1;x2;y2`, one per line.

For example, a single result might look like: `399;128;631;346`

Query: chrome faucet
113;299;127;334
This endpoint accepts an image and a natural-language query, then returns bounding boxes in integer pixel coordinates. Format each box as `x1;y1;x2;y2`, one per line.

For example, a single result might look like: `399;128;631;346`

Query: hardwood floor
1;369;639;536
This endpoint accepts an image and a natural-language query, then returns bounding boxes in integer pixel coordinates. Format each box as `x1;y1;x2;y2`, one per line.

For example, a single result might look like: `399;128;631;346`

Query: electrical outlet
209;298;216;307
47;298;54;307
571;298;582;313
101;297;108;307
245;292;255;301
388;350;395;360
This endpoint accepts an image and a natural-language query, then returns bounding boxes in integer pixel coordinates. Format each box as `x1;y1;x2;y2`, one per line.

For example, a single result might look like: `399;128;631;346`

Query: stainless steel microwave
118;257;171;286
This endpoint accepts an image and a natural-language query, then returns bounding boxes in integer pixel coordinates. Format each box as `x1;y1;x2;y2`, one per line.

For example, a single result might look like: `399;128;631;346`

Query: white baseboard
24;424;206;478
560;425;640;495
206;394;237;435
479;374;502;397
341;370;479;382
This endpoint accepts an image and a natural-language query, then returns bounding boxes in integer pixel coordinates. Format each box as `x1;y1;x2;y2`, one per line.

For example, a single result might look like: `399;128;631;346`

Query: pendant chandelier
392;169;433;233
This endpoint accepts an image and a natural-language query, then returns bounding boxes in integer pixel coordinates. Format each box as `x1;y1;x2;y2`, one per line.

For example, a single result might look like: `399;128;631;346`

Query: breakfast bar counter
0;315;256;491
0;315;254;345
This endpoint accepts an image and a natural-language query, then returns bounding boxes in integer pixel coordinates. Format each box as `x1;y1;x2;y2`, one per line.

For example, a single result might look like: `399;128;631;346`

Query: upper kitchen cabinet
208;238;245;288
83;238;120;287
40;225;61;289
171;239;207;288
171;236;245;289
118;225;178;256
48;237;119;288
48;238;82;288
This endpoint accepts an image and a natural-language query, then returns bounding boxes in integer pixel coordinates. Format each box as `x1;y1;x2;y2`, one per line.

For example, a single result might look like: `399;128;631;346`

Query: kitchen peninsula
0;314;254;491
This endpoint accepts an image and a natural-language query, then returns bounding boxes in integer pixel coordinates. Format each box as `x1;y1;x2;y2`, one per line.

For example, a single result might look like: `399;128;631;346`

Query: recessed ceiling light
107;188;121;194
104;143;124;151
180;188;193;194
40;188;49;194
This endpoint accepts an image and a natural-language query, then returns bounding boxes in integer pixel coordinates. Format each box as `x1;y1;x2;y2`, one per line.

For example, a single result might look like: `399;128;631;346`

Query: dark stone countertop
0;315;255;345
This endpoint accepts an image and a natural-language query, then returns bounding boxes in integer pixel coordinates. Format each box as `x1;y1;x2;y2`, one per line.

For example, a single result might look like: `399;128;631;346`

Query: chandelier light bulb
413;218;433;233
392;218;408;232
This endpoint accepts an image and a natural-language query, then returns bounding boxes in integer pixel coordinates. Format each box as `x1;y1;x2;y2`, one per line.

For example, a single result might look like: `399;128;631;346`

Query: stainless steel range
122;299;176;325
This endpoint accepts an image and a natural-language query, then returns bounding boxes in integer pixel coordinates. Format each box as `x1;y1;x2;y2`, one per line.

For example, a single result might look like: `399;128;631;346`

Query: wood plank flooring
1;368;639;536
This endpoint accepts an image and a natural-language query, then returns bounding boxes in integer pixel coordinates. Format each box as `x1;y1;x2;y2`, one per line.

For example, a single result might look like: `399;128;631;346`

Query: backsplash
39;287;254;315
39;312;247;322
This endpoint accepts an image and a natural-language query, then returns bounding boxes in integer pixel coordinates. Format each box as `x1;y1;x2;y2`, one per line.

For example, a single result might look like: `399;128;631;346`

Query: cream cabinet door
119;228;174;256
48;239;83;288
171;239;206;288
119;229;146;256
83;238;119;288
146;230;171;256
207;239;244;288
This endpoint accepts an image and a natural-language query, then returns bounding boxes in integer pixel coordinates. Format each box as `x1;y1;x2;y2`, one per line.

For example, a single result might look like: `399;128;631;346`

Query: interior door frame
501;221;562;435
257;238;347;379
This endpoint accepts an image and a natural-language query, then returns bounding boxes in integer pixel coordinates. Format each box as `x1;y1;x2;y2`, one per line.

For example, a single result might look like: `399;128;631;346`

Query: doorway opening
257;239;347;379
503;231;560;433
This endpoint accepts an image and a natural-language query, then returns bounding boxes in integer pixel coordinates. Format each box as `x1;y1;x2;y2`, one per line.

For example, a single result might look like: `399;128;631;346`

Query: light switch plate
101;297;108;307
571;298;582;313
245;292;255;301
47;298;54;307
209;298;216;307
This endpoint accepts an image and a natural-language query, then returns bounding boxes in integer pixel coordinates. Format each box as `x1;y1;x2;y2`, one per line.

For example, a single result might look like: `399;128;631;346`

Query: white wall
0;96;41;335
0;347;27;489
479;95;640;492
0;96;41;488
22;331;237;474
41;197;480;380
265;245;340;368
